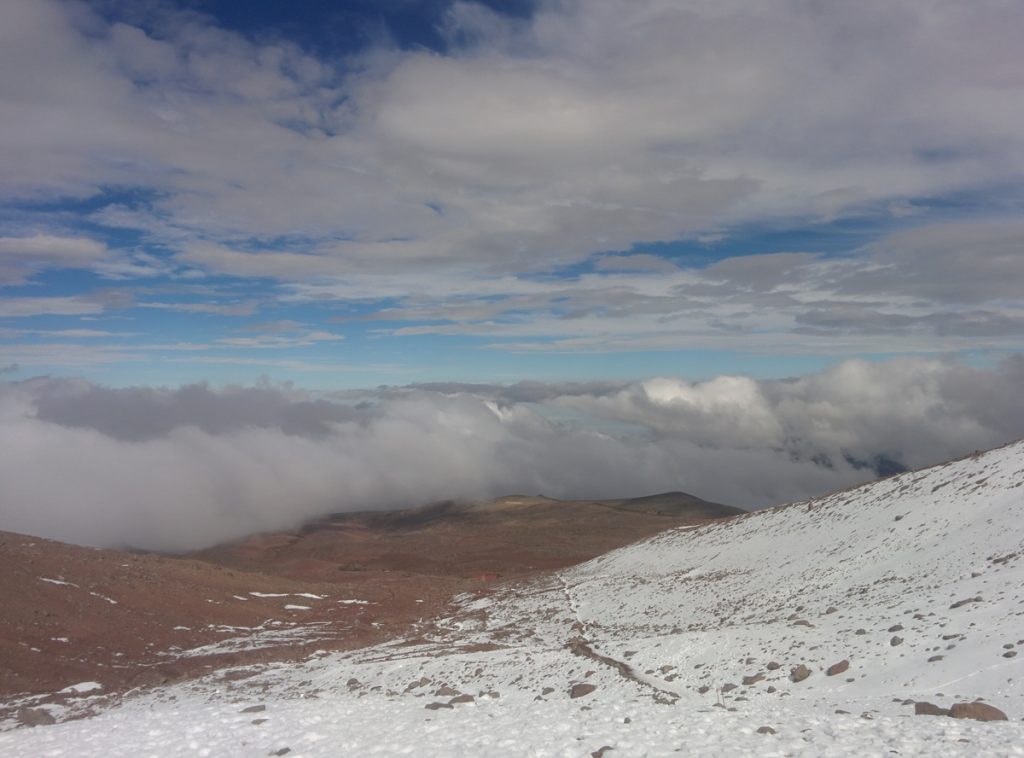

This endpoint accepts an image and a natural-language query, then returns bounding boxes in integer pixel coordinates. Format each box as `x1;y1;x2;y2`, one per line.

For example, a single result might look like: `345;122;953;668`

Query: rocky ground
2;444;1022;755
0;491;738;719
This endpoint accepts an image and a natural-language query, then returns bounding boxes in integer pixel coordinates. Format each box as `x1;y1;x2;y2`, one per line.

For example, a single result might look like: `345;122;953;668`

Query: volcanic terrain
0;491;739;707
4;443;1023;755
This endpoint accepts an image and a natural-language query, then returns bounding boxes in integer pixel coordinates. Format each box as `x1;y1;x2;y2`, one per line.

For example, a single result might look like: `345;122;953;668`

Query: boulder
949;597;982;609
950;702;1008;722
570;683;597;699
790;664;811;682
826;660;850;676
914;702;951;717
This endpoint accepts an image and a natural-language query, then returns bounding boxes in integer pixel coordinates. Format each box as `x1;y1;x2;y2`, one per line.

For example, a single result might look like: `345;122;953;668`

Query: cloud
0;234;109;285
3;0;1023;275
2;357;1022;552
0;296;106;317
0;0;1021;366
276;216;1023;355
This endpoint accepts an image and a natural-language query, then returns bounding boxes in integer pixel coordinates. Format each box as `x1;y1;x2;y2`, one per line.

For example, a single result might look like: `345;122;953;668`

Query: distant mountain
193;491;742;580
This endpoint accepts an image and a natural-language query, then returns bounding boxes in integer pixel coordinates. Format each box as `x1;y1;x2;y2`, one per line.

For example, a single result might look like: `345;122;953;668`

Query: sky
1;1;1024;548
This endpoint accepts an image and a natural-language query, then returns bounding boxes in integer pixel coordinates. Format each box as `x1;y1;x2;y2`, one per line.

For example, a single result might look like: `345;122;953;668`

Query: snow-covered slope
3;442;1024;756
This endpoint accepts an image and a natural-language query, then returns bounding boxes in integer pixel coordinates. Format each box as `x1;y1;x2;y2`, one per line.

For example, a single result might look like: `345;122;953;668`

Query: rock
824;607;838;614
241;704;266;713
927;655;945;662
855;629;867;635
949;597;982;609
424;702;454;710
252;718;268;725
766;686;777;693
790;664;811;683
721;683;738;693
404;676;430;692
345;678;362;690
541;687;554;696
697;685;710;694
756;726;776;735
890;636;904;646
270;749;290;757
435;685;460;697
792;619;813;627
950;702;1008;722
1003;651;1018;658
449;694;475;704
591;746;614;757
742;673;765;686
766;661;781;671
888;624;904;632
914;702;951;717
570;683;597;699
16;708;55;727
826;660;850;676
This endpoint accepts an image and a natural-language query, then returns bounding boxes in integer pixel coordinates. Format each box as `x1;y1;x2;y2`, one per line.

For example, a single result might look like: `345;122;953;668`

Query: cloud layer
3;357;1022;552
0;1;1022;379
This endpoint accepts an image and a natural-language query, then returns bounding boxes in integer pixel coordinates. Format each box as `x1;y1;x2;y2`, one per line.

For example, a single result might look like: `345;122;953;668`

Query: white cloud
0;234;109;284
0;296;105;317
2;0;1022;276
2;356;1022;552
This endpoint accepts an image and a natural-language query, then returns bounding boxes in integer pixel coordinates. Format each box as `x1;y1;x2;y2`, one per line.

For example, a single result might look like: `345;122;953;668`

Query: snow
248;592;289;598
38;577;78;587
57;682;102;695
283;605;311;611
4;441;1024;755
159;621;345;659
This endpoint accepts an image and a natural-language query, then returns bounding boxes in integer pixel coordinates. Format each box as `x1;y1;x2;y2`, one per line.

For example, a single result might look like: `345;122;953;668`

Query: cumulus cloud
2;357;1022;552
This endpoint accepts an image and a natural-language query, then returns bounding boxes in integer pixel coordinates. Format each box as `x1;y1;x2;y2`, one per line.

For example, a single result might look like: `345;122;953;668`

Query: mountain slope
2;443;1022;755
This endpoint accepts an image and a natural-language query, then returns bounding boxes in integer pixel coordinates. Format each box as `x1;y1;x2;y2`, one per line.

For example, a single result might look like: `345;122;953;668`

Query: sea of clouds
2;356;1022;551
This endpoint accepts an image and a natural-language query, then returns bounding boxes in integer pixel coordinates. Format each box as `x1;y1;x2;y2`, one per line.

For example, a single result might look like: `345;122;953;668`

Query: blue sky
2;0;1024;389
